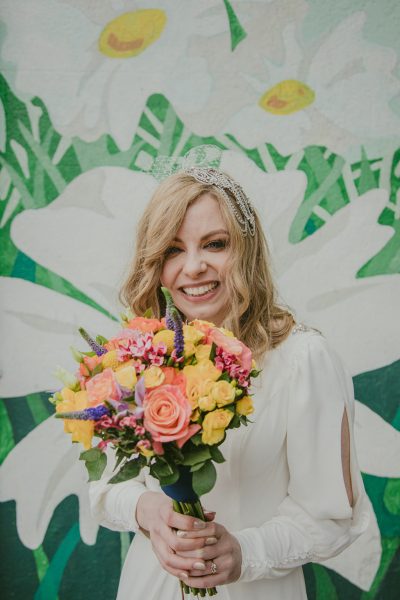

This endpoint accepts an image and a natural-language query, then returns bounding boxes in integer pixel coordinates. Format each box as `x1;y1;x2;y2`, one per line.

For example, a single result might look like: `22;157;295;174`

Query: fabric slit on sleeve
88;446;149;533
233;333;370;583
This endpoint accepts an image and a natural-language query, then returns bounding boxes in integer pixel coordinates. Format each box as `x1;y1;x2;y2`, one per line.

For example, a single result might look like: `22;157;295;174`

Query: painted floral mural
0;1;399;599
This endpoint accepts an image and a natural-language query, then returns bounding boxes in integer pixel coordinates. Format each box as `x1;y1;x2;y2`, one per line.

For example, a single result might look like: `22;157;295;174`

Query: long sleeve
233;333;370;581
88;445;150;533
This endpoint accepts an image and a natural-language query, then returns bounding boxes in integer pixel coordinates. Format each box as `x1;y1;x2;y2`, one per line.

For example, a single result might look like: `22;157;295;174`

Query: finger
169;532;208;553
175;522;221;540
164;509;209;533
204;510;216;521
177;542;218;560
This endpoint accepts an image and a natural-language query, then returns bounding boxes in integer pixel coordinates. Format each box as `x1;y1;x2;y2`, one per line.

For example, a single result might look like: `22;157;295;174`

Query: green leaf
190;433;203;446
209;445;226;463
190;461;207;472
96;335;109;345
143;308;154;318
209;342;217;362
192;460;217;496
150;458;176;479
79;448;107;481
108;458;141;483
182;445;211;466
217;371;231;382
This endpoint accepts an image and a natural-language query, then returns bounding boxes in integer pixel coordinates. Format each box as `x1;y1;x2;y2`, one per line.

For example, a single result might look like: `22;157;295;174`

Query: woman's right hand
136;491;217;580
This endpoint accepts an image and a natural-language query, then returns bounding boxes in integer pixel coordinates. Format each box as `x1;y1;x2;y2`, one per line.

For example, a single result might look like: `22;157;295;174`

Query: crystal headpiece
150;145;256;237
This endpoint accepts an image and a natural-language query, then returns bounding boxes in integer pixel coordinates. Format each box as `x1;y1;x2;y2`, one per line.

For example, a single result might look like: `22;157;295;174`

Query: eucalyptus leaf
192;460;217;496
157;469;180;486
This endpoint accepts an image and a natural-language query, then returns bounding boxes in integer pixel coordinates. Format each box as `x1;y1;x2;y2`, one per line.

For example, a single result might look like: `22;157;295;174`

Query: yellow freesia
183;325;204;345
56;387;94;450
101;350;119;370
115;366;137;389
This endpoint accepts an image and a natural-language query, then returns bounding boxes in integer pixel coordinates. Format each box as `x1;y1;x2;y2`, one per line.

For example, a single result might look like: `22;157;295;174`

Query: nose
182;251;207;278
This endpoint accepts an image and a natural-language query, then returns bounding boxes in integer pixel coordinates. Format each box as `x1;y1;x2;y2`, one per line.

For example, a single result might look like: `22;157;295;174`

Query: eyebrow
173;229;229;243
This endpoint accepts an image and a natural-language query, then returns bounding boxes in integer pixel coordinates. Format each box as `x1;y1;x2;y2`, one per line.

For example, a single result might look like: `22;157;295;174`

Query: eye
205;239;228;250
165;245;182;257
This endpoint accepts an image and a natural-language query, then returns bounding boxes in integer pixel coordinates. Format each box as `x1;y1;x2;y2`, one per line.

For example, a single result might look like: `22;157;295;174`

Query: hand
135;492;218;581
175;521;242;587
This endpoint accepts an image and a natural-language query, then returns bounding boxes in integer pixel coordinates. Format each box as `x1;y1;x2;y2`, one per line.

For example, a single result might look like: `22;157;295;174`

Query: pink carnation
209;328;252;372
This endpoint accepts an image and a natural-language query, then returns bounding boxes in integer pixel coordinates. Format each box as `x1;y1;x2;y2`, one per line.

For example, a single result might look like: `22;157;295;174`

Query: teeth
183;282;218;296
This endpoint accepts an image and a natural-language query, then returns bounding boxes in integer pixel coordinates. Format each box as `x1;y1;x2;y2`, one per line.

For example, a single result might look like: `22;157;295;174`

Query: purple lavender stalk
55;405;111;420
79;327;107;356
161;287;184;357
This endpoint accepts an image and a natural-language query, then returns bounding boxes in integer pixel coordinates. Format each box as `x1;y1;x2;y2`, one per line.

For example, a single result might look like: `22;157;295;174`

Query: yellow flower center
259;79;315;115
99;9;167;58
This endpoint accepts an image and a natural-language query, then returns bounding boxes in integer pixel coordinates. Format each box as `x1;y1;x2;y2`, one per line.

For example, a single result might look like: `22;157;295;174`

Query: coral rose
86;368;121;405
127;316;163;333
144;384;200;448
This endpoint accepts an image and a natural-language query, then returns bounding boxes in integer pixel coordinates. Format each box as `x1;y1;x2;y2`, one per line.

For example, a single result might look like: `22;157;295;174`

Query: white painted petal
11;168;158;314
355;401;400;478
322;498;381;591
291;275;400;375
0;416;98;548
0;277;117;396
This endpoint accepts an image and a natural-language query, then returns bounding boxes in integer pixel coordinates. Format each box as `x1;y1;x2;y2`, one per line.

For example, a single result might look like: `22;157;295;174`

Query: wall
0;1;399;598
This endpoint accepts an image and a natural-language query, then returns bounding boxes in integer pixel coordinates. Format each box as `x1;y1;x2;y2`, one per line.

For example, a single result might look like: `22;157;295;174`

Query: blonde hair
120;172;294;360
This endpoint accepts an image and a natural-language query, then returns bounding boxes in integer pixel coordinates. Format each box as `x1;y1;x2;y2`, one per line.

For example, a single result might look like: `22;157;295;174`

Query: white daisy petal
0;277;117;396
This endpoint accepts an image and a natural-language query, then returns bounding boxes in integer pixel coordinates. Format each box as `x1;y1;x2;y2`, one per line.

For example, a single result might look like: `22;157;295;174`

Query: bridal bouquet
52;288;259;597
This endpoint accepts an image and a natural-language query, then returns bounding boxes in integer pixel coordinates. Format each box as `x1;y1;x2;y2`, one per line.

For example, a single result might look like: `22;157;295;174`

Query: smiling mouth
181;282;219;297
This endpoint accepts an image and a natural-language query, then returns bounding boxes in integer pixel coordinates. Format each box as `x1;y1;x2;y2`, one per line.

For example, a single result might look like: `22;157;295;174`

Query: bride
89;164;370;599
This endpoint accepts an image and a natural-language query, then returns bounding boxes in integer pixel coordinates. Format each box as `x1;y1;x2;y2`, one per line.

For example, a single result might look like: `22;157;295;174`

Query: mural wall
0;1;399;598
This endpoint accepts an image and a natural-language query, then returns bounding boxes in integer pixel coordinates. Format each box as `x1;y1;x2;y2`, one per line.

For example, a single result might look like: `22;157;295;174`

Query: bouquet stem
172;499;217;597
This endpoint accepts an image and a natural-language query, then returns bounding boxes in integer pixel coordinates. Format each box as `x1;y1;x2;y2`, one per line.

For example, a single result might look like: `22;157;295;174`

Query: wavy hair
120;171;294;360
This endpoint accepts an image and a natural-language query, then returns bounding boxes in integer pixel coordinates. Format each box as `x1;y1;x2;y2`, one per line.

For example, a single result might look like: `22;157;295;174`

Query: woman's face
160;193;231;326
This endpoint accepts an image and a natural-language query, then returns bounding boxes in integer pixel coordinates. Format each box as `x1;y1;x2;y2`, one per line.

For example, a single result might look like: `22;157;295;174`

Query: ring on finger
210;560;217;575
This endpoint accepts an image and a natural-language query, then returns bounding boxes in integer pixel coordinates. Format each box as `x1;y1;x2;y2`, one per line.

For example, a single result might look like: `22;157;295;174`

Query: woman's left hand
175;521;242;587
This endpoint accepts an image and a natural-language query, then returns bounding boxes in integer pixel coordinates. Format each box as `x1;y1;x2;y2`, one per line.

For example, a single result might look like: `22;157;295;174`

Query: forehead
177;193;227;237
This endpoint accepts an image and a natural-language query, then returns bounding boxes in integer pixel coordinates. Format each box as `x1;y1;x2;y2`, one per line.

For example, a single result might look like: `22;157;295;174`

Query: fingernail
204;511;216;517
193;520;206;529
205;536;218;545
176;530;187;538
193;561;206;570
179;572;188;579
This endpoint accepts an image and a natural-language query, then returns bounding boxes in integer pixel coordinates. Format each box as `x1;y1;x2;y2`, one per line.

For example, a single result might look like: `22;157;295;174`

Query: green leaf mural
0;41;399;597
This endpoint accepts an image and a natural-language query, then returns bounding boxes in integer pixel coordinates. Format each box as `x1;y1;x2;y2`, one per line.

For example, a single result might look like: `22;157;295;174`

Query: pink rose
209;329;252;372
86;368;121;406
144;384;200;448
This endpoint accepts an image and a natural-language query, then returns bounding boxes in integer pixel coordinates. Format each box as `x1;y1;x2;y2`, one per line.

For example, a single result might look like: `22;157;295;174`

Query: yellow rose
236;396;254;416
56;388;94;450
153;329;175;353
116;359;136;371
184;341;196;358
144;366;165;388
186;379;201;409
195;344;212;363
115;366;137;389
201;409;233;445
198;395;216;412
184;361;221;384
191;408;201;422
101;350;119;370
210;380;236;407
183;325;204;345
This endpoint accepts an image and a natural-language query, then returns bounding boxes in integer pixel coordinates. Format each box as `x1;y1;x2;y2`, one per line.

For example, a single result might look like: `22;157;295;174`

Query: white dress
89;327;370;600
